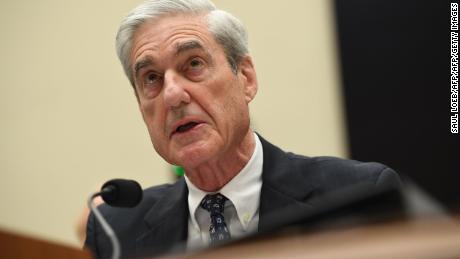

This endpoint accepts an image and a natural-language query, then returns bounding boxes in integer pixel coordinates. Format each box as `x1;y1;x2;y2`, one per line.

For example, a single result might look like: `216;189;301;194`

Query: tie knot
200;193;227;214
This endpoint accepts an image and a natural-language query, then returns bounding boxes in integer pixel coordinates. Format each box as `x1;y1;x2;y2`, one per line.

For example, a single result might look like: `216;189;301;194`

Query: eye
190;58;202;68
184;57;206;80
144;72;160;85
188;57;205;71
139;71;162;98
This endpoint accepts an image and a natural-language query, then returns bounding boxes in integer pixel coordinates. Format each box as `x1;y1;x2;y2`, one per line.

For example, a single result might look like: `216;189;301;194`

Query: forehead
130;14;218;65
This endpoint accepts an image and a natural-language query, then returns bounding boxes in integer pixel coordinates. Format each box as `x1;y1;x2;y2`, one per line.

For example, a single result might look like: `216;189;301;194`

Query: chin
173;143;218;170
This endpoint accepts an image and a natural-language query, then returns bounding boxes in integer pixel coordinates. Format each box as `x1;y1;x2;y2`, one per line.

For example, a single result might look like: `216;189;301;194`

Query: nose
163;70;191;109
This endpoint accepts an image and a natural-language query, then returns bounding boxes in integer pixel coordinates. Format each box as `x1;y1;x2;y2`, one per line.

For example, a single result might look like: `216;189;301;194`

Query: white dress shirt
184;133;264;250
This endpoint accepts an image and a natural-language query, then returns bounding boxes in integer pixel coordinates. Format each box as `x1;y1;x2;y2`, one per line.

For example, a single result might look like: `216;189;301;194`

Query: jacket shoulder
258;134;401;194
286;153;401;191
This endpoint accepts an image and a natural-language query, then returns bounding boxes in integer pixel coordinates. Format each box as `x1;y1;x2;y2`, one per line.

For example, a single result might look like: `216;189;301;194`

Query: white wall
0;0;347;247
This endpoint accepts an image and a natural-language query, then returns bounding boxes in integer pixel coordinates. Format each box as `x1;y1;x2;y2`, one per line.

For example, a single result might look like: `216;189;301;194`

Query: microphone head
100;179;143;208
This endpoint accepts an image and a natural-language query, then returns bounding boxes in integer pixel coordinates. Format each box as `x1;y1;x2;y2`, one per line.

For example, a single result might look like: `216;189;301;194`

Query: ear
238;56;258;103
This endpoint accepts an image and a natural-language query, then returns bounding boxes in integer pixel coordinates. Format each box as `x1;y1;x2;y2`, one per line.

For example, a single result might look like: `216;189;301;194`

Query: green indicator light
172;165;185;177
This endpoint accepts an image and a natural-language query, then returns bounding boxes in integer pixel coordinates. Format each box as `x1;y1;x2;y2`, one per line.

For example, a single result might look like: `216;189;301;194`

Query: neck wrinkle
185;130;255;192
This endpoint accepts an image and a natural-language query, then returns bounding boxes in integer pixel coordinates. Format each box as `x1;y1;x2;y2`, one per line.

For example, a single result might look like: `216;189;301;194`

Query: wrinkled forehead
137;13;210;41
129;13;215;62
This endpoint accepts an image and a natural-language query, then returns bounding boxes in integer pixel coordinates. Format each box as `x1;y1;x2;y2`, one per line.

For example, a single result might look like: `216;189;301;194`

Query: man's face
130;14;257;169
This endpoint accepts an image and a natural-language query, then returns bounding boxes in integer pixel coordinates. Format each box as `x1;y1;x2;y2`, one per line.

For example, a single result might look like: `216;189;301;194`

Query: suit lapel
258;135;316;232
135;179;189;255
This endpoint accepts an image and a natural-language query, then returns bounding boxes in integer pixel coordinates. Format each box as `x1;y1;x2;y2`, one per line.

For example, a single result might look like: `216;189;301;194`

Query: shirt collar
184;133;264;230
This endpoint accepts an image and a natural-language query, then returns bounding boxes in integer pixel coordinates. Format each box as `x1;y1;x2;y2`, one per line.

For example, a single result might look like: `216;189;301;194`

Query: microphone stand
88;192;121;259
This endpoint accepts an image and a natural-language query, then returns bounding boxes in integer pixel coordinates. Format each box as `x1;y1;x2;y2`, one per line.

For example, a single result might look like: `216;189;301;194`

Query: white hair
115;0;249;87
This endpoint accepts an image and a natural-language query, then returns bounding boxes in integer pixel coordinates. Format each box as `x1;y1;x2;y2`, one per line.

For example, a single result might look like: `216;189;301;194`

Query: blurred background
0;0;457;248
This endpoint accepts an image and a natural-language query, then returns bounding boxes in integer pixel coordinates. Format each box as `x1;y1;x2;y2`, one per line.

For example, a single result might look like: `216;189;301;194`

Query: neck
185;131;255;192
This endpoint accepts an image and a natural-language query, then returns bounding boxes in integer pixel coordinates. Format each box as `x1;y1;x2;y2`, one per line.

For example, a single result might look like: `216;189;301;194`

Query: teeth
176;122;198;133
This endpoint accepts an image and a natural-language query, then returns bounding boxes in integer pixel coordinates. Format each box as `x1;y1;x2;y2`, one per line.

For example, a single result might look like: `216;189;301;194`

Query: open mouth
175;121;200;134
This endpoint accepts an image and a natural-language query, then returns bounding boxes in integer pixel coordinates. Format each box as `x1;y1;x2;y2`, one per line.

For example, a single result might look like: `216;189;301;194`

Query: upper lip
169;117;205;137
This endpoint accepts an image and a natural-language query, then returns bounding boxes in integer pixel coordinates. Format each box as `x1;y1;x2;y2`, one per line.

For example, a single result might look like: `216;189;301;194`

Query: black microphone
100;179;143;207
88;179;143;259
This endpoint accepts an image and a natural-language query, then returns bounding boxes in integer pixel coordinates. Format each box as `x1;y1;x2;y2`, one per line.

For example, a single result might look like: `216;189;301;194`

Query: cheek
140;100;165;139
219;83;247;111
140;101;154;124
208;87;249;135
141;102;172;161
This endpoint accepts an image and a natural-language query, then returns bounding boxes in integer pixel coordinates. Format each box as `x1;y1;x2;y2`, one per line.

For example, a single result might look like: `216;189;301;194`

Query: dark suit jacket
85;136;400;258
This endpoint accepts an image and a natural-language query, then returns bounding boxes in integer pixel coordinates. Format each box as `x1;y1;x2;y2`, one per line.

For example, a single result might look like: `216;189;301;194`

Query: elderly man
85;0;401;258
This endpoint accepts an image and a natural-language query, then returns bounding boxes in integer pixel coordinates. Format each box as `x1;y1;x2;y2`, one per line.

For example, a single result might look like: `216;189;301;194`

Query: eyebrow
134;57;155;78
175;40;214;66
175;40;205;56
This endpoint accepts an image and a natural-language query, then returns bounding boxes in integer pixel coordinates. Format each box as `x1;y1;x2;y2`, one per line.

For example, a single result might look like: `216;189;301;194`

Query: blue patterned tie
200;193;231;244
